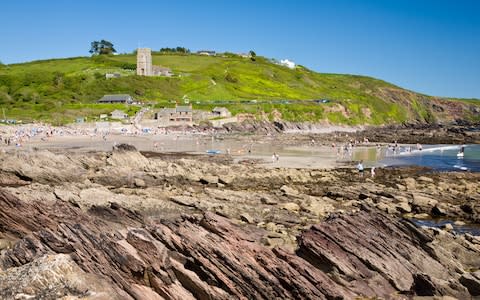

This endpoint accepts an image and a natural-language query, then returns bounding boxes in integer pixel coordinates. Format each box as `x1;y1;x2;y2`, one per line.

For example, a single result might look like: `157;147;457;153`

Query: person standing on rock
357;160;364;177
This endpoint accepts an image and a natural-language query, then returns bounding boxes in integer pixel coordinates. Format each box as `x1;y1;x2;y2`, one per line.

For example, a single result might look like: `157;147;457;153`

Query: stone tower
137;48;152;76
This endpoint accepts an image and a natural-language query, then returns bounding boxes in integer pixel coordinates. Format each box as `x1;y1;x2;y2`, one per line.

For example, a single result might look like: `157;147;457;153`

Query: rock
115;143;137;151
218;174;235;185
282;202;300;212
418;176;434;183
431;205;447;217
414;213;431;219
0;254;127;300
0;239;13;250
396;201;412;213
134;178;146;188
410;273;443;296
54;188;80;203
376;202;396;214
260;195;278;205
304;198;335;217
265;222;278;232
280;185;299;196
169;196;197;207
454;220;466;226
412;193;438;209
240;213;254;224
199;175;219;184
460;272;480;296
404;178;417;190
442;223;454;231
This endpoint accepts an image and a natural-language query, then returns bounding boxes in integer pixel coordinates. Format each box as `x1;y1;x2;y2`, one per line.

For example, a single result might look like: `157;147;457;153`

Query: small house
152;66;173;77
105;73;121;79
155;104;193;125
212;107;231;118
196;50;216;56
110;110;128;120
97;94;133;104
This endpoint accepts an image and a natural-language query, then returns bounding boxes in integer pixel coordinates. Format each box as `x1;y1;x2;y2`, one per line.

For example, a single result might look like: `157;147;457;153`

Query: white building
280;59;296;69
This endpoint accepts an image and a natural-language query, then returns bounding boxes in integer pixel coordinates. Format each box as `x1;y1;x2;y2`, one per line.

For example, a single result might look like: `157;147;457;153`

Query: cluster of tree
159;47;190;53
249;50;256;61
89;40;116;55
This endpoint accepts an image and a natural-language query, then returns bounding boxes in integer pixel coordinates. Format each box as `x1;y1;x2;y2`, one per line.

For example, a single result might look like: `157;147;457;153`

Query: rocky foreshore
219;121;480;145
0;146;479;299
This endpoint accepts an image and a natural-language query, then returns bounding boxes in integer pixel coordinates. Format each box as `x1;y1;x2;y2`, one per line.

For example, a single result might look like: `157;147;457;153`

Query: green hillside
0;53;479;125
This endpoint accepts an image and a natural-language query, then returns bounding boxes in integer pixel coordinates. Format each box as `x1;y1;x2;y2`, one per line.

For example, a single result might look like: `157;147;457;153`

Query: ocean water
410;218;480;236
355;144;480;172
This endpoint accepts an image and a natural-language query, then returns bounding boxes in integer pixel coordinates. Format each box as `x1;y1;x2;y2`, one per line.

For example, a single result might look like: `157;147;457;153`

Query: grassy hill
0;53;479;125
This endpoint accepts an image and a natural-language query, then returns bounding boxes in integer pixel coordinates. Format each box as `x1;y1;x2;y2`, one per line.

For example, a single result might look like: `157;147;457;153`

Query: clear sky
1;0;479;98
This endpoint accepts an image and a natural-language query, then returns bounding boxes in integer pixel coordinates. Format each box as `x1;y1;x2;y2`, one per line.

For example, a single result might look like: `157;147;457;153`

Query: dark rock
114;143;137;152
460;272;480;296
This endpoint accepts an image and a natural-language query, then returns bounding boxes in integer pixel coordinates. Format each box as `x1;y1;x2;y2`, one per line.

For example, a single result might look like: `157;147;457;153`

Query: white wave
397;145;463;156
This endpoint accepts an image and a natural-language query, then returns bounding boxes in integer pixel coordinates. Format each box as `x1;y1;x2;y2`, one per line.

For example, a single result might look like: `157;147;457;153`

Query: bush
225;73;238;83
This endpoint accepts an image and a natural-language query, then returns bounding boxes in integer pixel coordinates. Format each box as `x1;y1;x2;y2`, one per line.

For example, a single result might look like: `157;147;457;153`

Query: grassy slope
0;54;478;125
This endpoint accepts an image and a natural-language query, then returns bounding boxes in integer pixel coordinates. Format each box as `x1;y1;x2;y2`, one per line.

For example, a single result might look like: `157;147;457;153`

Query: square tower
137;48;152;76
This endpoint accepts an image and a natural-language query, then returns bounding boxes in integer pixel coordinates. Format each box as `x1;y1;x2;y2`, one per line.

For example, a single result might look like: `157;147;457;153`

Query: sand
4;132;347;169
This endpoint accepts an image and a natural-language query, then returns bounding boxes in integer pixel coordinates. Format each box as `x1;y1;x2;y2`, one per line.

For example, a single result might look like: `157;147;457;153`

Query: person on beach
272;153;277;163
371;167;376;178
357;160;364;177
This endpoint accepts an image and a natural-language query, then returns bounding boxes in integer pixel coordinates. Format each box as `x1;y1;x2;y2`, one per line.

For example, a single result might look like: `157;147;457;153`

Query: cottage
196;50;216;56
110;109;128;120
105;73;121;79
97;94;133;104
212;107;231;118
152;66;173;77
155;104;193;125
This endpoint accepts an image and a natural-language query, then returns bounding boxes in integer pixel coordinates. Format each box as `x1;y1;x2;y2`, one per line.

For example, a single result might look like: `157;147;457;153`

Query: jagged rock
260;194;278;205
404;177;417;190
412;193;438;209
240;213;254;224
282;202;300;212
396;201;412;213
169;195;197;207
0;254;128;300
134;178;146;187
114;143;137;151
199;175;219;184
459;272;480;296
0;239;13;250
1;148;480;299
280;185;299;196
442;223;454;231
418;176;434;183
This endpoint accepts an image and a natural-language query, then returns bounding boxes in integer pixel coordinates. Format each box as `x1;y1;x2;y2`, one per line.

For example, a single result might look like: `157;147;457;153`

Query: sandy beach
0;123;360;169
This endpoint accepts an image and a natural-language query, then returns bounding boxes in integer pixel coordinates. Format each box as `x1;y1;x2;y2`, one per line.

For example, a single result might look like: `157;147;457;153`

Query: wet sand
13;133;347;169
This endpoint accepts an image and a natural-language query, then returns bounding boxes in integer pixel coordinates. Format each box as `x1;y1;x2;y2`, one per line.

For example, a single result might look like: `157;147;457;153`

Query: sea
354;144;480;172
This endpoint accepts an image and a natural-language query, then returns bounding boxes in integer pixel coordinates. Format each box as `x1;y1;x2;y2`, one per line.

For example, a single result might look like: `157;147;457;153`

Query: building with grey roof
97;94;133;104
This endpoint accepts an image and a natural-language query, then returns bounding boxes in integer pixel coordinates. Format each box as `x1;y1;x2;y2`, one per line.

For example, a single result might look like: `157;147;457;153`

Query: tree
249;50;256;61
89;40;116;55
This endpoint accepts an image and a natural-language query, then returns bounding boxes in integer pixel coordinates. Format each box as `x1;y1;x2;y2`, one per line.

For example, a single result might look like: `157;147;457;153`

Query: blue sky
1;0;479;98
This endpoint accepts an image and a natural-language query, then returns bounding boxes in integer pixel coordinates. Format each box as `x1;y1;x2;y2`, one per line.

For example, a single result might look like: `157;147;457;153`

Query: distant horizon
1;0;479;99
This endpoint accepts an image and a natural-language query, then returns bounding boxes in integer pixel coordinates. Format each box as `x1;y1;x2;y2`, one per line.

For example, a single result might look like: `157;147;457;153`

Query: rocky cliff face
0;148;479;299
